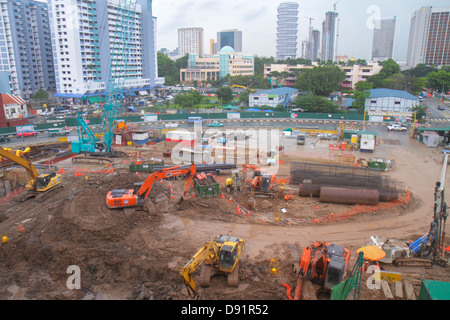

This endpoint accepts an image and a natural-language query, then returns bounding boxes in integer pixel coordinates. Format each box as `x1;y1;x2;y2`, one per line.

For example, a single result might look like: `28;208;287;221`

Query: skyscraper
0;0;55;98
178;27;204;57
321;11;338;62
406;6;450;67
216;29;242;53
276;2;299;60
372;18;397;62
47;0;162;101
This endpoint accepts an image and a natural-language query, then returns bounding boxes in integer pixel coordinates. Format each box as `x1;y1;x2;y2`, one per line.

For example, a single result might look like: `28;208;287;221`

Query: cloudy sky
153;0;450;61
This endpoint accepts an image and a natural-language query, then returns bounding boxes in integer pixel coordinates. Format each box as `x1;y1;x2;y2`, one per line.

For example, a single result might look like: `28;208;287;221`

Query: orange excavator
106;163;196;209
242;164;277;197
283;241;351;300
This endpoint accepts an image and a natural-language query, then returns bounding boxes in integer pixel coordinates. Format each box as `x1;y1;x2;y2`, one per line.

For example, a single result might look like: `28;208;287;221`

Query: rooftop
368;88;419;100
254;87;298;96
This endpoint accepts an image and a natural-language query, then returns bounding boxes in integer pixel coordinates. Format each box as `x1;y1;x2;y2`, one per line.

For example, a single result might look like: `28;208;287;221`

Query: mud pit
0;136;449;301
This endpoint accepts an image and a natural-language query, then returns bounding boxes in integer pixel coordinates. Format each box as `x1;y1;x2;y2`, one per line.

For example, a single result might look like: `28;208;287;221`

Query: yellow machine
180;235;245;298
0;146;63;201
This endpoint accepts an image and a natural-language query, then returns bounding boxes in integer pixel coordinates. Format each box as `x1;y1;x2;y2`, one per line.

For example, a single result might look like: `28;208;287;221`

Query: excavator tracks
393;258;433;267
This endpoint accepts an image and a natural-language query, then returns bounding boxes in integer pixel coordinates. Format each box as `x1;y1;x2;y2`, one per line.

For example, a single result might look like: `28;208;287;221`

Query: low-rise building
364;88;419;121
249;87;298;108
264;62;382;89
180;46;254;84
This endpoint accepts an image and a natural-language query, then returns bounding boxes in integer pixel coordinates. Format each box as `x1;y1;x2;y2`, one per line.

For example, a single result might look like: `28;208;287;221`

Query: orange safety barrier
312;189;411;224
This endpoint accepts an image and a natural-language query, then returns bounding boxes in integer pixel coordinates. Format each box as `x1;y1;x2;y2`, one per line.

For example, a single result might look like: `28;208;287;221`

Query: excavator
180;234;245;299
0;146;63;202
283;241;351;300
242;164;277;197
106;163;196;209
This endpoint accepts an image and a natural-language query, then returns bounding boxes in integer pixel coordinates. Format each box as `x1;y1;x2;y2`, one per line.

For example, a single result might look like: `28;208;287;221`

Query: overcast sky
153;0;450;61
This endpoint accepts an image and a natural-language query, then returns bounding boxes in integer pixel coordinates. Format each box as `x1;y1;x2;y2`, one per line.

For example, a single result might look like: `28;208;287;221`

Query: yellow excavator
180;234;245;298
0;146;63;202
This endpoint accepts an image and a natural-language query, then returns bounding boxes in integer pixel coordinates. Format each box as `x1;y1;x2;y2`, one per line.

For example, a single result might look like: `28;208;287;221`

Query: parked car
387;124;407;132
17;130;38;138
207;121;224;127
0;136;11;143
438;105;445;111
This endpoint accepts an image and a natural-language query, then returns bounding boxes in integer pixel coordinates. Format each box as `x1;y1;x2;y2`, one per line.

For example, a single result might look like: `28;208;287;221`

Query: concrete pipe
319;187;379;205
378;189;399;202
298;184;321;197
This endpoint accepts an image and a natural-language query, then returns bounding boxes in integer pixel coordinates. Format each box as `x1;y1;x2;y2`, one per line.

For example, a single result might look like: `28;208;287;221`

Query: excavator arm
137;163;196;200
0;147;39;189
180;242;220;298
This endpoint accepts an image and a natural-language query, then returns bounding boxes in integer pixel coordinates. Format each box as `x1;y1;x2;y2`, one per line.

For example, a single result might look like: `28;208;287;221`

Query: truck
49;128;70;137
387;124;407;131
297;133;306;145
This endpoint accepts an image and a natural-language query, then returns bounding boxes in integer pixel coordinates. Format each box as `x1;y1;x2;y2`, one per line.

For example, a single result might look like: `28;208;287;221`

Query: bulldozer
0;146;63;202
283;241;351;300
180;234;245;299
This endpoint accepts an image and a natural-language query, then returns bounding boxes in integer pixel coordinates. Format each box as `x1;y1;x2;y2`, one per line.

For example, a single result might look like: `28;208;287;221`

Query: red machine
284;241;351;300
106;164;196;209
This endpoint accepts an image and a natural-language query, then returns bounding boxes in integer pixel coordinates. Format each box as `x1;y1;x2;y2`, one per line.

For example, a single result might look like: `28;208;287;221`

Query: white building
249;87;298;108
47;0;163;102
406;6;450;67
364;88;419;120
178;27;204;57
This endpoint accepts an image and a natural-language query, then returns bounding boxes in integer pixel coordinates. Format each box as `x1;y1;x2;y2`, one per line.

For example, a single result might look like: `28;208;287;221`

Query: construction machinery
283;241;351;300
0;146;63;202
242;164;276;197
106;164;196;209
401;152;449;266
180;234;245;299
71;0;137;157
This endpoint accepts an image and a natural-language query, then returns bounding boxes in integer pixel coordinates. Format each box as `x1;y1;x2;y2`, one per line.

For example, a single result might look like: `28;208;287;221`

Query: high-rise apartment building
372;18;396;62
216;29;242;53
0;0;55;98
178;27;204;57
276;2;299;60
321;11;338;62
47;0;162;101
406;6;450;67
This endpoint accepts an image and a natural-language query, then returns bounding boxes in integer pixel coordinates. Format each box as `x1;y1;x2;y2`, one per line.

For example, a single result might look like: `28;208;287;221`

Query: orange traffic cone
221;193;225;198
229;197;232;202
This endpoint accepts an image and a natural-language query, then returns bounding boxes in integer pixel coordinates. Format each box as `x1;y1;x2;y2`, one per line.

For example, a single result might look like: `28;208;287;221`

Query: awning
139;90;148;96
125;92;137;96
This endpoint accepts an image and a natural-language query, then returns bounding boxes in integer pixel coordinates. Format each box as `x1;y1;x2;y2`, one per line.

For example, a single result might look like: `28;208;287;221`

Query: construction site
0;123;449;301
0;0;448;303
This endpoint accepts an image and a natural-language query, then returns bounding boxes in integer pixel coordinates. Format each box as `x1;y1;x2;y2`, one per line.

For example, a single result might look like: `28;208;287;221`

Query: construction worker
226;177;233;193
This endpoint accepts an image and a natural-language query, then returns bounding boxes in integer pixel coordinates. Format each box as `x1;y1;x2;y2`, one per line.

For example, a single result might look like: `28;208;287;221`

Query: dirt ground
0;129;449;301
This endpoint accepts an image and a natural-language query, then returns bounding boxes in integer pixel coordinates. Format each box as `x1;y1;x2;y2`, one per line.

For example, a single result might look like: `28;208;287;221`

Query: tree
157;52;180;86
295;65;346;96
425;69;450;93
295;94;338;113
367;58;401;88
238;89;252;106
352;82;373;111
31;89;49;101
173;91;203;110
215;86;234;104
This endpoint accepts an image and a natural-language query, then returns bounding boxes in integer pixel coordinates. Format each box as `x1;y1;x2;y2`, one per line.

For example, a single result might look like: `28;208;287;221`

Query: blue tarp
245;108;262;112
